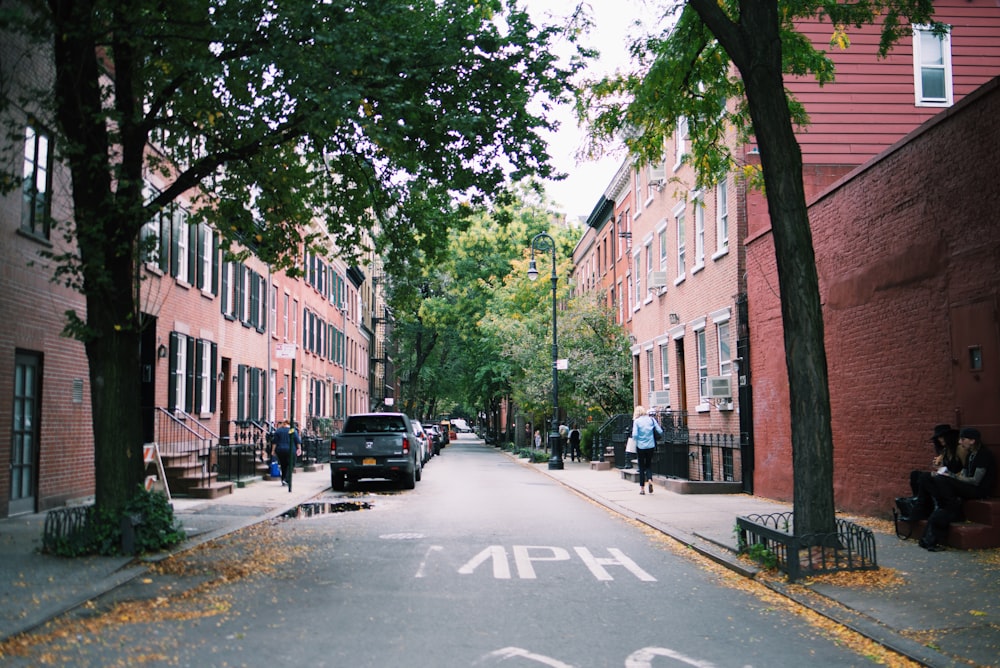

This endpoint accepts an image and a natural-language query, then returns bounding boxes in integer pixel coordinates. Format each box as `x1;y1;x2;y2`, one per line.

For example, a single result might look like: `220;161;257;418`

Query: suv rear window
344;417;406;433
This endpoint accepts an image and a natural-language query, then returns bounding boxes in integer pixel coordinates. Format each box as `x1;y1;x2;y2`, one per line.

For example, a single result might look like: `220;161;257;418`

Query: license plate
363;458;376;466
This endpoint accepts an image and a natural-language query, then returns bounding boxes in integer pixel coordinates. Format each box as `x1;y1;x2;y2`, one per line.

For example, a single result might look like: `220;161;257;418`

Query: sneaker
648;482;653;494
639;488;645;495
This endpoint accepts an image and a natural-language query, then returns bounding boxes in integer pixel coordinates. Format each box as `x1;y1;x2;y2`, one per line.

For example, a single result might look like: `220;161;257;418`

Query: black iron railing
155;408;217;491
737;512;878;581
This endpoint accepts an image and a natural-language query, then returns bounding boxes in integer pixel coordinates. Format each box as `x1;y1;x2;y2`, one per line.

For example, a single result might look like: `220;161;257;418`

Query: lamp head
527;258;539;281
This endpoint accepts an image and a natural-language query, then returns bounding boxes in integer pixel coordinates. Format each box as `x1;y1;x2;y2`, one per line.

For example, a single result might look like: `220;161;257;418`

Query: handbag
269;459;282;478
625;437;637;454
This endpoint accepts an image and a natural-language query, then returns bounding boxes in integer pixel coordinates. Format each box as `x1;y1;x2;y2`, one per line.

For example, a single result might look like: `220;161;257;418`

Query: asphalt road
5;440;882;667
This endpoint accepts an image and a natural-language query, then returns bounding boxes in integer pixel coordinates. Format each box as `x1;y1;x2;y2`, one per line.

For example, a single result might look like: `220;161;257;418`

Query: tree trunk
51;0;146;514
718;2;837;538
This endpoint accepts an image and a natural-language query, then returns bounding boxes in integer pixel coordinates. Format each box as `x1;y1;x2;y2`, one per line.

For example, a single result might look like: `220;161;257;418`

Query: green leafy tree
580;0;938;537
4;0;582;516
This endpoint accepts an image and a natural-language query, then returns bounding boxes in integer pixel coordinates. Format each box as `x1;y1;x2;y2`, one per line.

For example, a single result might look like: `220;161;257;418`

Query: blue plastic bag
269;460;281;478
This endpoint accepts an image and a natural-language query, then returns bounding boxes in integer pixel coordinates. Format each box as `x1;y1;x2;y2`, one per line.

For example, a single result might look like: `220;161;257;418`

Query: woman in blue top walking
632;406;662;495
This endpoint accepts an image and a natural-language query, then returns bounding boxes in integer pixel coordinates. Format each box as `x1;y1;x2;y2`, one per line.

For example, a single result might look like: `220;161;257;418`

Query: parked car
329;413;421;491
411;419;432;466
427;425;443;455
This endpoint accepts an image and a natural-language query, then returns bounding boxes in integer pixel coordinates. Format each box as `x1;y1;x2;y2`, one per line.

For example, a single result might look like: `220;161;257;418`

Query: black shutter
168;332;179;410
185;336;196;413
210;342;218;412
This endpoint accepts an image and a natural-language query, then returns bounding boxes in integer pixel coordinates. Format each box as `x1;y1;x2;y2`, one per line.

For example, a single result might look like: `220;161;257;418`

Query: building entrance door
949;298;1000;443
10;352;41;516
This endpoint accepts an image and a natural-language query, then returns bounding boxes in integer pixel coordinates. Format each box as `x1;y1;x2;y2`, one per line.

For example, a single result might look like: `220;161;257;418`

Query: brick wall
746;77;1000;515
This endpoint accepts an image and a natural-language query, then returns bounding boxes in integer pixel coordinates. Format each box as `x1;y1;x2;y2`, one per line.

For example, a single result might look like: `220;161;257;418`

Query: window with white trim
674;202;686;281
633;249;642;305
696;328;708;400
717;320;732;377
659;342;670;392
913;25;952;107
634;168;643;215
693;191;705;269
657;222;668;273
647;348;655;393
673;116;688;170
715;179;729;255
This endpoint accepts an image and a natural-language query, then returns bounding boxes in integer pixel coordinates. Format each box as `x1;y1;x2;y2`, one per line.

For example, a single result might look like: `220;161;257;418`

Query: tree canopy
2;0;586;514
578;0;939;537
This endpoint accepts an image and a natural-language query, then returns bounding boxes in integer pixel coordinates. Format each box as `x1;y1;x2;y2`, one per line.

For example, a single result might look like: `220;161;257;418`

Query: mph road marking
415;545;657;581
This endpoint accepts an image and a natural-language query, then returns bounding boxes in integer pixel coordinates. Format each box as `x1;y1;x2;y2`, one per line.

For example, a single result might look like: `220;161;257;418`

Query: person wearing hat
919;427;997;551
901;424;963;522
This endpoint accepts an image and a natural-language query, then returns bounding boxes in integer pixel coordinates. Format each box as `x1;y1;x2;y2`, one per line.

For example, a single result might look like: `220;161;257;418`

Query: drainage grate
283;501;372;518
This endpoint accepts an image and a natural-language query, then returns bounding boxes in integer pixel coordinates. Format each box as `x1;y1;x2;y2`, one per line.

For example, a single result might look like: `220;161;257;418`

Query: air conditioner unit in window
706;376;732;399
333;383;343;396
648;271;668;290
648;390;671;407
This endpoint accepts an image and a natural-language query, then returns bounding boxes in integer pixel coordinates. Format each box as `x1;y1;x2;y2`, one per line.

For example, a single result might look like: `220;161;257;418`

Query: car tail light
402;436;410;455
329;437;337;457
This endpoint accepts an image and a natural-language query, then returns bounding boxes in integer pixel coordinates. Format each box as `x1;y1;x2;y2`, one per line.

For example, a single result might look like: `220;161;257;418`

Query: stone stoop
897;498;1000;549
620;469;743;495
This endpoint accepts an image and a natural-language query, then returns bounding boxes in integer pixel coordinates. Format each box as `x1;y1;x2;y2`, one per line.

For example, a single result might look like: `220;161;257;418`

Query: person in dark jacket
270;419;302;486
919;427;997;551
904;424;963;520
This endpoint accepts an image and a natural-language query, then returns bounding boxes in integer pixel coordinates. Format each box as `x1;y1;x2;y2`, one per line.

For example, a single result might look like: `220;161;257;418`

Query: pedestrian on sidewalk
270;419;302;486
568;424;581;462
632;406;662;495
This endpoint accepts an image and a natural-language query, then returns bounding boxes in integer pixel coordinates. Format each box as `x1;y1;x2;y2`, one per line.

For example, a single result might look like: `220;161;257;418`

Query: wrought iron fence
594;410;742;484
736;512;878;581
215;420;271;483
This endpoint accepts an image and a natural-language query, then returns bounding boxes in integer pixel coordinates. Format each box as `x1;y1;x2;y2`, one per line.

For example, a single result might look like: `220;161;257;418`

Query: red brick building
747;76;1000;514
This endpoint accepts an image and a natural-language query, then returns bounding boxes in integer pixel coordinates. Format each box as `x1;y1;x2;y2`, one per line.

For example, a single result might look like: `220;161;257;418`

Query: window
634;168;643;215
718;320;732;377
633;249;642;305
169;332;190;412
648;161;665;199
696;329;708;400
292;299;299;344
693;191;705;270
674;203;686;282
658;225;668;272
270;284;278;336
659;342;670;390
913;25;952;107
647;348;655;393
195;339;216;414
196;223;215;293
715;179;729;256
21;125;52;239
283;293;289;340
673;116;688;170
172;207;190;282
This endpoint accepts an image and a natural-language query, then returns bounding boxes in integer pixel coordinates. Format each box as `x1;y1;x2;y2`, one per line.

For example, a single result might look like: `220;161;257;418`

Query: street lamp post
528;232;563;470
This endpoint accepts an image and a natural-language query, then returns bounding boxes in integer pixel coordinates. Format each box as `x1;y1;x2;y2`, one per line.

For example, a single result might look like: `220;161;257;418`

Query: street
5;438;884;667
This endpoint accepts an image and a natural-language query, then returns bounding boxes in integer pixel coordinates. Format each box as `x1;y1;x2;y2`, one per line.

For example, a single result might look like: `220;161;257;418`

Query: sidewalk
0;467;332;643
1;443;998;668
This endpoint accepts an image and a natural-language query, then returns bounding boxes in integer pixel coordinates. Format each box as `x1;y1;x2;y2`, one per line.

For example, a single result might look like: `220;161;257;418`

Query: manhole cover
283;501;372;518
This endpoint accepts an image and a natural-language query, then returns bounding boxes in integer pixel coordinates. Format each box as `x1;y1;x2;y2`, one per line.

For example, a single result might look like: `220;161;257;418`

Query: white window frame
173;335;188;411
714;178;729;258
913;25;952;107
673;116;688;170
197;340;212;414
692;190;705;272
633;247;642;307
198;223;213;293
646;347;656;393
659;341;670;392
673;202;686;285
175;207;189;284
717;320;732;378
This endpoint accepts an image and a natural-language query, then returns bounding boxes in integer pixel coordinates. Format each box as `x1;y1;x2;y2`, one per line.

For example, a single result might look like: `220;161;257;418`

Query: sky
524;1;643;219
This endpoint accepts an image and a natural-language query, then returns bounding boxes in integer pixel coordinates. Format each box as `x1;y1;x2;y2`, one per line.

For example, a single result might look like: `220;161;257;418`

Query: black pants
569;440;581;461
636;448;654;486
275;448;291;483
921;476;979;546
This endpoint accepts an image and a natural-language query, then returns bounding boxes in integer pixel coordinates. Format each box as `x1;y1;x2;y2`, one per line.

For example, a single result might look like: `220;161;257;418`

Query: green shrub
45;486;185;557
